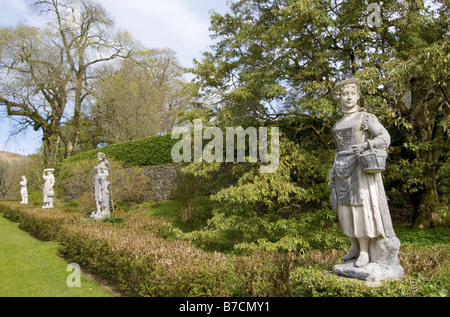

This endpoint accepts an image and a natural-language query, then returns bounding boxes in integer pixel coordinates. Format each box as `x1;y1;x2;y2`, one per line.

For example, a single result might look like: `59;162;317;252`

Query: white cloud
104;0;217;67
1;0;228;67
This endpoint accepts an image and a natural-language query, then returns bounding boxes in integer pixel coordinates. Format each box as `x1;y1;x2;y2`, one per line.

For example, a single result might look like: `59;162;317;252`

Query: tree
0;0;132;165
0;25;72;166
191;0;449;228
82;47;191;147
36;0;133;157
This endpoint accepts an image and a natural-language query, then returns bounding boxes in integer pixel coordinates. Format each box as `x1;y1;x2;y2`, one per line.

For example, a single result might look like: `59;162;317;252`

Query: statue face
339;84;359;112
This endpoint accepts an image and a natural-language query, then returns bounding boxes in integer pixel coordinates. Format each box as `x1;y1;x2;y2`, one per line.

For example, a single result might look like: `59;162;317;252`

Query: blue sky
0;0;230;155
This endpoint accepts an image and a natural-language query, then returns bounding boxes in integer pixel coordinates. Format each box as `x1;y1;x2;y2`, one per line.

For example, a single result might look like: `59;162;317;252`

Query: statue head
97;152;106;161
332;78;362;113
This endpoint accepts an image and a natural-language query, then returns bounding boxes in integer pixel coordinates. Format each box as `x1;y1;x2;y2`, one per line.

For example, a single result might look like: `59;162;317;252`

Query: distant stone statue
20;176;28;204
329;78;404;282
90;152;111;220
42;169;55;209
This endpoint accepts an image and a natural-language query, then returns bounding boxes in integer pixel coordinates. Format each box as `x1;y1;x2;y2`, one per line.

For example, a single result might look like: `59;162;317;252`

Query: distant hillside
0;151;31;164
0;151;33;200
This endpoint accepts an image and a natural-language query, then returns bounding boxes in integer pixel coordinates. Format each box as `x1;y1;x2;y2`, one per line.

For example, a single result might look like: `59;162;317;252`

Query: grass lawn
0;214;111;297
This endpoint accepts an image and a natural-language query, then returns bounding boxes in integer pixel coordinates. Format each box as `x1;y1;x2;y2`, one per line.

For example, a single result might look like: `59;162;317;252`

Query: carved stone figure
329;78;404;282
90;152;111;220
20;176;28;204
42;169;55;209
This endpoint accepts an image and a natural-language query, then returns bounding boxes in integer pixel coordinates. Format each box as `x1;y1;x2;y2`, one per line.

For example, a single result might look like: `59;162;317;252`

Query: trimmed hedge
0;203;84;241
65;134;179;167
0;202;294;297
1;202;448;297
60;222;231;297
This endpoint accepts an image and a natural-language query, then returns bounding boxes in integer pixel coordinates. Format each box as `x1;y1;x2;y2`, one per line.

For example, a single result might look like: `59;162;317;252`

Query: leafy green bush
65;134;178;167
173;138;340;254
178;204;347;254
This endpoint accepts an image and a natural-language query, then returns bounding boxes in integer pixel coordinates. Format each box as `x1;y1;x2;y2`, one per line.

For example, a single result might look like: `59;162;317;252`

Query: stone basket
358;141;387;174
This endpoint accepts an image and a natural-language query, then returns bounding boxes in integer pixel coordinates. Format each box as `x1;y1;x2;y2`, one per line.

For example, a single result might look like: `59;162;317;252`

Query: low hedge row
60;222;232;296
65;134;178;167
0;203;84;241
0;202;294;297
1;202;448;297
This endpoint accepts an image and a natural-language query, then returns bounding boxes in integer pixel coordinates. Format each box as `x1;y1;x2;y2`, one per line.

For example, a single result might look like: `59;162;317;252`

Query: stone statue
90;152;111;220
42;169;55;209
329;78;404;282
20;176;28;204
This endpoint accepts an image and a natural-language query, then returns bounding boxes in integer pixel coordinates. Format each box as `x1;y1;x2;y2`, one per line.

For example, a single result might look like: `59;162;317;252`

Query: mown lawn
0;214;110;297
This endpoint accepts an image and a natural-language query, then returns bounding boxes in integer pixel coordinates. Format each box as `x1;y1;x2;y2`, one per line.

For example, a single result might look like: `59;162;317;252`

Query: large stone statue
20;176;28;204
90;152;111;220
42;169;55;209
329;78;404;282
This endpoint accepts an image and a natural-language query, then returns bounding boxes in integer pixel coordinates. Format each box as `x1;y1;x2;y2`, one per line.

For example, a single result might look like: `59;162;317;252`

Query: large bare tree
0;0;132;165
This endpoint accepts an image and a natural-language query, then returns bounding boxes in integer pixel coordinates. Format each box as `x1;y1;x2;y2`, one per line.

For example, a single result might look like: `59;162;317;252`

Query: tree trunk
42;130;61;168
410;165;439;229
408;84;441;229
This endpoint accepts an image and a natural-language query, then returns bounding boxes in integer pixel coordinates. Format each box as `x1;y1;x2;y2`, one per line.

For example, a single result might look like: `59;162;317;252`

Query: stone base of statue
333;261;404;282
90;209;110;221
332;236;404;282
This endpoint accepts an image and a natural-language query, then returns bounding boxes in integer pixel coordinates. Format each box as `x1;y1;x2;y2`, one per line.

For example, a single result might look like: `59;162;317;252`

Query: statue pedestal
333;261;404;282
333;236;405;282
90;210;109;220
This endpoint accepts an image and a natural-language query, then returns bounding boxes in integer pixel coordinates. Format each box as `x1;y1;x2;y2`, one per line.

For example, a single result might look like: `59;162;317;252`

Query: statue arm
363;114;391;150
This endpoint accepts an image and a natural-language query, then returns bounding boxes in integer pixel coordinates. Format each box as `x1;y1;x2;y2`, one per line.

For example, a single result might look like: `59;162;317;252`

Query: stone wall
141;164;179;202
61;163;180;204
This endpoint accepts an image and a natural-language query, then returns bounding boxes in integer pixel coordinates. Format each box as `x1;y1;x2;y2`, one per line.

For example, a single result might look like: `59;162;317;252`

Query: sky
0;0;231;155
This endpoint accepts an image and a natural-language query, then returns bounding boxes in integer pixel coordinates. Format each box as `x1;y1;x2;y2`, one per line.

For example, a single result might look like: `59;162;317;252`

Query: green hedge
0;202;293;297
65;134;179;167
0;203;84;241
1;202;448;297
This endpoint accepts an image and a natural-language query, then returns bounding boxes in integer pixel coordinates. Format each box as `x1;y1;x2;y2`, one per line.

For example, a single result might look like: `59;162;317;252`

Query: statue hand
352;143;368;156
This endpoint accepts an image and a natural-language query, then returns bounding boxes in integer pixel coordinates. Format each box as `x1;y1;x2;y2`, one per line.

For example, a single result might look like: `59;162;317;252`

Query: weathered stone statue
42;169;55;209
90;152;111;220
329;78;404;282
20;176;28;204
